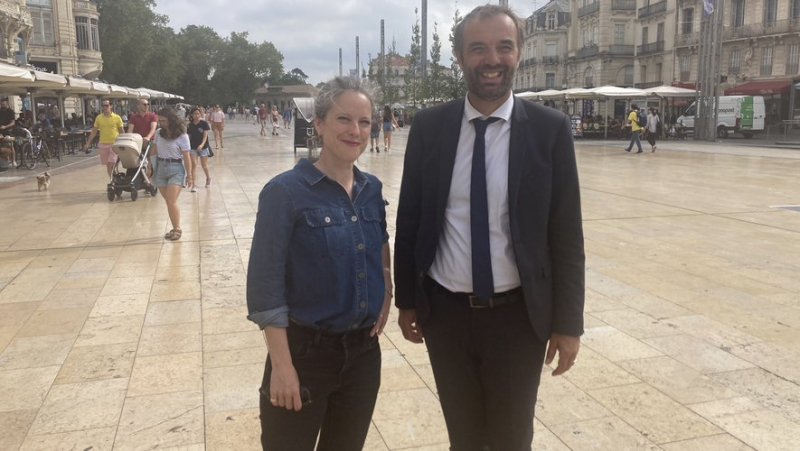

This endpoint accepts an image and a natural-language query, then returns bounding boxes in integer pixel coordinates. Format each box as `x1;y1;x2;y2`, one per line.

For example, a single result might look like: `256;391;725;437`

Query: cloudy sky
153;0;541;85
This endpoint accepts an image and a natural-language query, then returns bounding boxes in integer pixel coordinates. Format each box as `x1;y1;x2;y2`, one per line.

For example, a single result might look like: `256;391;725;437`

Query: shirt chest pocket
360;207;384;251
303;209;349;258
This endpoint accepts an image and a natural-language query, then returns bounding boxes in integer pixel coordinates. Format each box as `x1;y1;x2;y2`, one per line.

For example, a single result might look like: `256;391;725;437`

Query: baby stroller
107;133;157;201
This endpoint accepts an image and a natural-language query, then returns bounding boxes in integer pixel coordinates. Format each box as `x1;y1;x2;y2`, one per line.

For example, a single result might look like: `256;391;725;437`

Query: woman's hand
270;363;303;411
370;291;392;337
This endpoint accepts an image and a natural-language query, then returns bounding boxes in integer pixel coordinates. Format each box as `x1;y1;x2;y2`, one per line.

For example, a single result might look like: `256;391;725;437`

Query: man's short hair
452;4;524;62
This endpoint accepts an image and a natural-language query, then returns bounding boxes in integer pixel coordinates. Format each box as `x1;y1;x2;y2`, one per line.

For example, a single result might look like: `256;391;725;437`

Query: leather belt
430;277;523;308
158;157;182;163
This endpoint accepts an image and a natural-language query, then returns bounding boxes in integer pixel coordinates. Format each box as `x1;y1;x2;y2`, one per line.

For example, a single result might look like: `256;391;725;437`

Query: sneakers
652;146;657;153
190;185;198;193
205;178;211;188
624;148;631;152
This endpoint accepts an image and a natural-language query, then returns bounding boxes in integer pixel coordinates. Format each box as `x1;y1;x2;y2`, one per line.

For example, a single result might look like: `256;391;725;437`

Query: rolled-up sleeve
246;180;295;329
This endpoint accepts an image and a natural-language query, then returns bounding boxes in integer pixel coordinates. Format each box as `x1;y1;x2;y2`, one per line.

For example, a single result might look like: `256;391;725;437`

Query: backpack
636;110;646;128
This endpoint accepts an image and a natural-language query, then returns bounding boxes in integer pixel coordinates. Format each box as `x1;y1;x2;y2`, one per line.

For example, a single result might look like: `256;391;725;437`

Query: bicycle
17;127;51;170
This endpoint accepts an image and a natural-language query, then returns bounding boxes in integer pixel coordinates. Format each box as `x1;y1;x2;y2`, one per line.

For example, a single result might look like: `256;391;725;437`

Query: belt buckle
468;295;490;308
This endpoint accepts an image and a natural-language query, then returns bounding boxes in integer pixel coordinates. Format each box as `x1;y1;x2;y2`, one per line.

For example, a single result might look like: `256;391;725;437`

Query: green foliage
96;0;300;106
448;7;467;100
426;23;446;103
404;10;422;106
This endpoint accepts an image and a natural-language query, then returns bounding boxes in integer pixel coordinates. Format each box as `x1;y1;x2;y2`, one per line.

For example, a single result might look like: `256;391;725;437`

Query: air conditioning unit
14;51;27;65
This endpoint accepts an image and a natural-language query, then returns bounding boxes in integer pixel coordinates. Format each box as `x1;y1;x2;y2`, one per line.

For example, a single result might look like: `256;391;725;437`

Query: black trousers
423;280;547;451
646;131;657;147
259;323;381;450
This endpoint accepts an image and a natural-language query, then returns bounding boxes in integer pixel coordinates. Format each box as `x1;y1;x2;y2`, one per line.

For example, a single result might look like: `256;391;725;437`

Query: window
76;17;90;50
680;55;691;81
761;46;773;76
655;63;662;82
657;23;664;43
593;27;599;46
793;0;800;19
732;0;745;28
582;28;589;47
545;73;555;88
546;42;557;56
584;66;594;87
547;14;556;30
623;66;634;85
90;19;100;51
642;27;648;45
682;8;694;35
763;0;777;25
614;24;626;45
28;4;54;46
640;65;647;83
729;49;741;74
788;44;800;74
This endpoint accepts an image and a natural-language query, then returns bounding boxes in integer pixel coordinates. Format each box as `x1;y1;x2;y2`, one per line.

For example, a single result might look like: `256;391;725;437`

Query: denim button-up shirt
247;159;389;334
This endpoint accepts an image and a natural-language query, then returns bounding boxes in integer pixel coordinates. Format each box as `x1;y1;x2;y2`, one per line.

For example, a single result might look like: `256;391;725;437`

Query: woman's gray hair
314;76;376;119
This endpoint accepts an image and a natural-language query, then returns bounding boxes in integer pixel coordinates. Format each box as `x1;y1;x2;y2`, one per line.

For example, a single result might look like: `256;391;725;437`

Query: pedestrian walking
187;107;212;191
394;5;585;450
382;105;399;151
127;99;157;152
370;111;381;152
151;107;191;241
624;103;644;153
282;104;292;129
258;103;268;136
646;108;659;152
247;76;391;450
82;100;125;180
270;105;280;136
210;105;225;149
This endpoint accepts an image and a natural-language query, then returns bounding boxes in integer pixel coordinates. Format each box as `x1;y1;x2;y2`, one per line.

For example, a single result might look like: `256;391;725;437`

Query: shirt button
357;243;364;250
324;216;331;223
358;272;365;279
360;302;366;308
351;216;358;222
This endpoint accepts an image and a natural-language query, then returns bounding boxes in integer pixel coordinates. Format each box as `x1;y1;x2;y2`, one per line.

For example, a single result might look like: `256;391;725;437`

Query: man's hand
545;333;580;376
398;308;423;343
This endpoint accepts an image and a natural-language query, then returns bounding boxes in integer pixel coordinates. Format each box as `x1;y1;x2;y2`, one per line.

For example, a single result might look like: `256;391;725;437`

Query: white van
677;96;765;138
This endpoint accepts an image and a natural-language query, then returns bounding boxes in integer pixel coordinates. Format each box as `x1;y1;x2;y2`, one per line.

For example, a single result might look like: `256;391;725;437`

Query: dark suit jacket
394;97;585;342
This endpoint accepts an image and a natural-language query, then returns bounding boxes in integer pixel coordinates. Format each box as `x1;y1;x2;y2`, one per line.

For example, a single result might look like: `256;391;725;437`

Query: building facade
25;0;102;77
517;0;571;91
0;0;33;64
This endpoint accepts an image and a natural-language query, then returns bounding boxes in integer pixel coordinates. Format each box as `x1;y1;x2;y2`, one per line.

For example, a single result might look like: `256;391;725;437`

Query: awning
724;80;792;96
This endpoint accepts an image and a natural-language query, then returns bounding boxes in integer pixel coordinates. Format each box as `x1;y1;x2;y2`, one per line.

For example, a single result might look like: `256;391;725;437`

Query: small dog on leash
36;172;51;191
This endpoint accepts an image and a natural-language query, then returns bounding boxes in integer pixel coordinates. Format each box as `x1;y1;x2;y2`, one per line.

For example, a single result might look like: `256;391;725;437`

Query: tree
404;10;423;106
95;0;183;91
211;32;284;105
174;25;222;105
447;7;467;100
427;22;446;103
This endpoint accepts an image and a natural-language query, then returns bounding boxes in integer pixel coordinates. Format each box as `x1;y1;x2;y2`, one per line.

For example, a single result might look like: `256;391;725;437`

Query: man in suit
394;5;585;450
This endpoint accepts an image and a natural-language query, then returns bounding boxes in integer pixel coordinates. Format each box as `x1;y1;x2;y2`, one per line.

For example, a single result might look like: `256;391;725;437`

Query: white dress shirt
428;94;521;294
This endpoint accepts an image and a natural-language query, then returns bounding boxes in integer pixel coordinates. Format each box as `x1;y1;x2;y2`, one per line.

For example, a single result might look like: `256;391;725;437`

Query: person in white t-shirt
210;105;226;149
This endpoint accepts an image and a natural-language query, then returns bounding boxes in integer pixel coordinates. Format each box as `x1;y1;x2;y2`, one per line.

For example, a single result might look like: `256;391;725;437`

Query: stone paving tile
1;124;799;450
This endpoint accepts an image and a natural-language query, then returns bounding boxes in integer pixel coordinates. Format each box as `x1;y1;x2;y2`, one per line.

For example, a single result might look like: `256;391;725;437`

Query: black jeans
423;280;547;451
259;323;381;450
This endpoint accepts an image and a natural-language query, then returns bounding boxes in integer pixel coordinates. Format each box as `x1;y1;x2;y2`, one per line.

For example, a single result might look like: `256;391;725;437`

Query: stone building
0;0;33;64
674;0;800;123
517;0;571;91
25;0;102;78
254;84;318;111
631;0;677;89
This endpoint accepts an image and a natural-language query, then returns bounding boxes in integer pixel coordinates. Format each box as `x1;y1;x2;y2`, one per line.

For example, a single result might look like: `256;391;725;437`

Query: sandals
164;229;182;241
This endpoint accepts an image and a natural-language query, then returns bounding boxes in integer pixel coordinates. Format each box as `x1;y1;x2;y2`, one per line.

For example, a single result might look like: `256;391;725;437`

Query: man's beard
463;64;516;102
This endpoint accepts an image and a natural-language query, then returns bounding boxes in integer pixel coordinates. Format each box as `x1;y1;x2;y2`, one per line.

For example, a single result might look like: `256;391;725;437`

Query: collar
463;93;514;123
294;158;369;188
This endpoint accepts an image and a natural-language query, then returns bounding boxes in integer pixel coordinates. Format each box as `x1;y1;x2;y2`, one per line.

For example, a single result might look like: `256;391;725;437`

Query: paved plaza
1;119;799;450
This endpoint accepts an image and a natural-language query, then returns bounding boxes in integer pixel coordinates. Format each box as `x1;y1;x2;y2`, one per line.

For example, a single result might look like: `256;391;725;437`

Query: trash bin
293;98;315;154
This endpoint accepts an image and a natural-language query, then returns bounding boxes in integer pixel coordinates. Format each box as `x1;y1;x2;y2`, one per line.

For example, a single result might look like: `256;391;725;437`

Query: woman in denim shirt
247;77;392;450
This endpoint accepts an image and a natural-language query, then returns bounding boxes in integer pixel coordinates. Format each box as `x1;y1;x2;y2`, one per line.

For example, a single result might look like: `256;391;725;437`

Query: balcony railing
634;81;663;89
542;55;560;64
519;57;537;68
724;18;800;40
576;45;599;59
612;0;637;11
637;41;665;56
608;44;635;55
638;0;667;19
676;32;700;47
73;0;98;13
578;2;600;18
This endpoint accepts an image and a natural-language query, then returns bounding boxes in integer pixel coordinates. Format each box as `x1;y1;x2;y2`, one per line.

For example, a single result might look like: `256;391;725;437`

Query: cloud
153;0;531;85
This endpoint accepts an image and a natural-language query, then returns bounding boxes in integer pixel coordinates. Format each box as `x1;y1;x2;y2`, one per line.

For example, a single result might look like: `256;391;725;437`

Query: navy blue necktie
471;117;500;301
